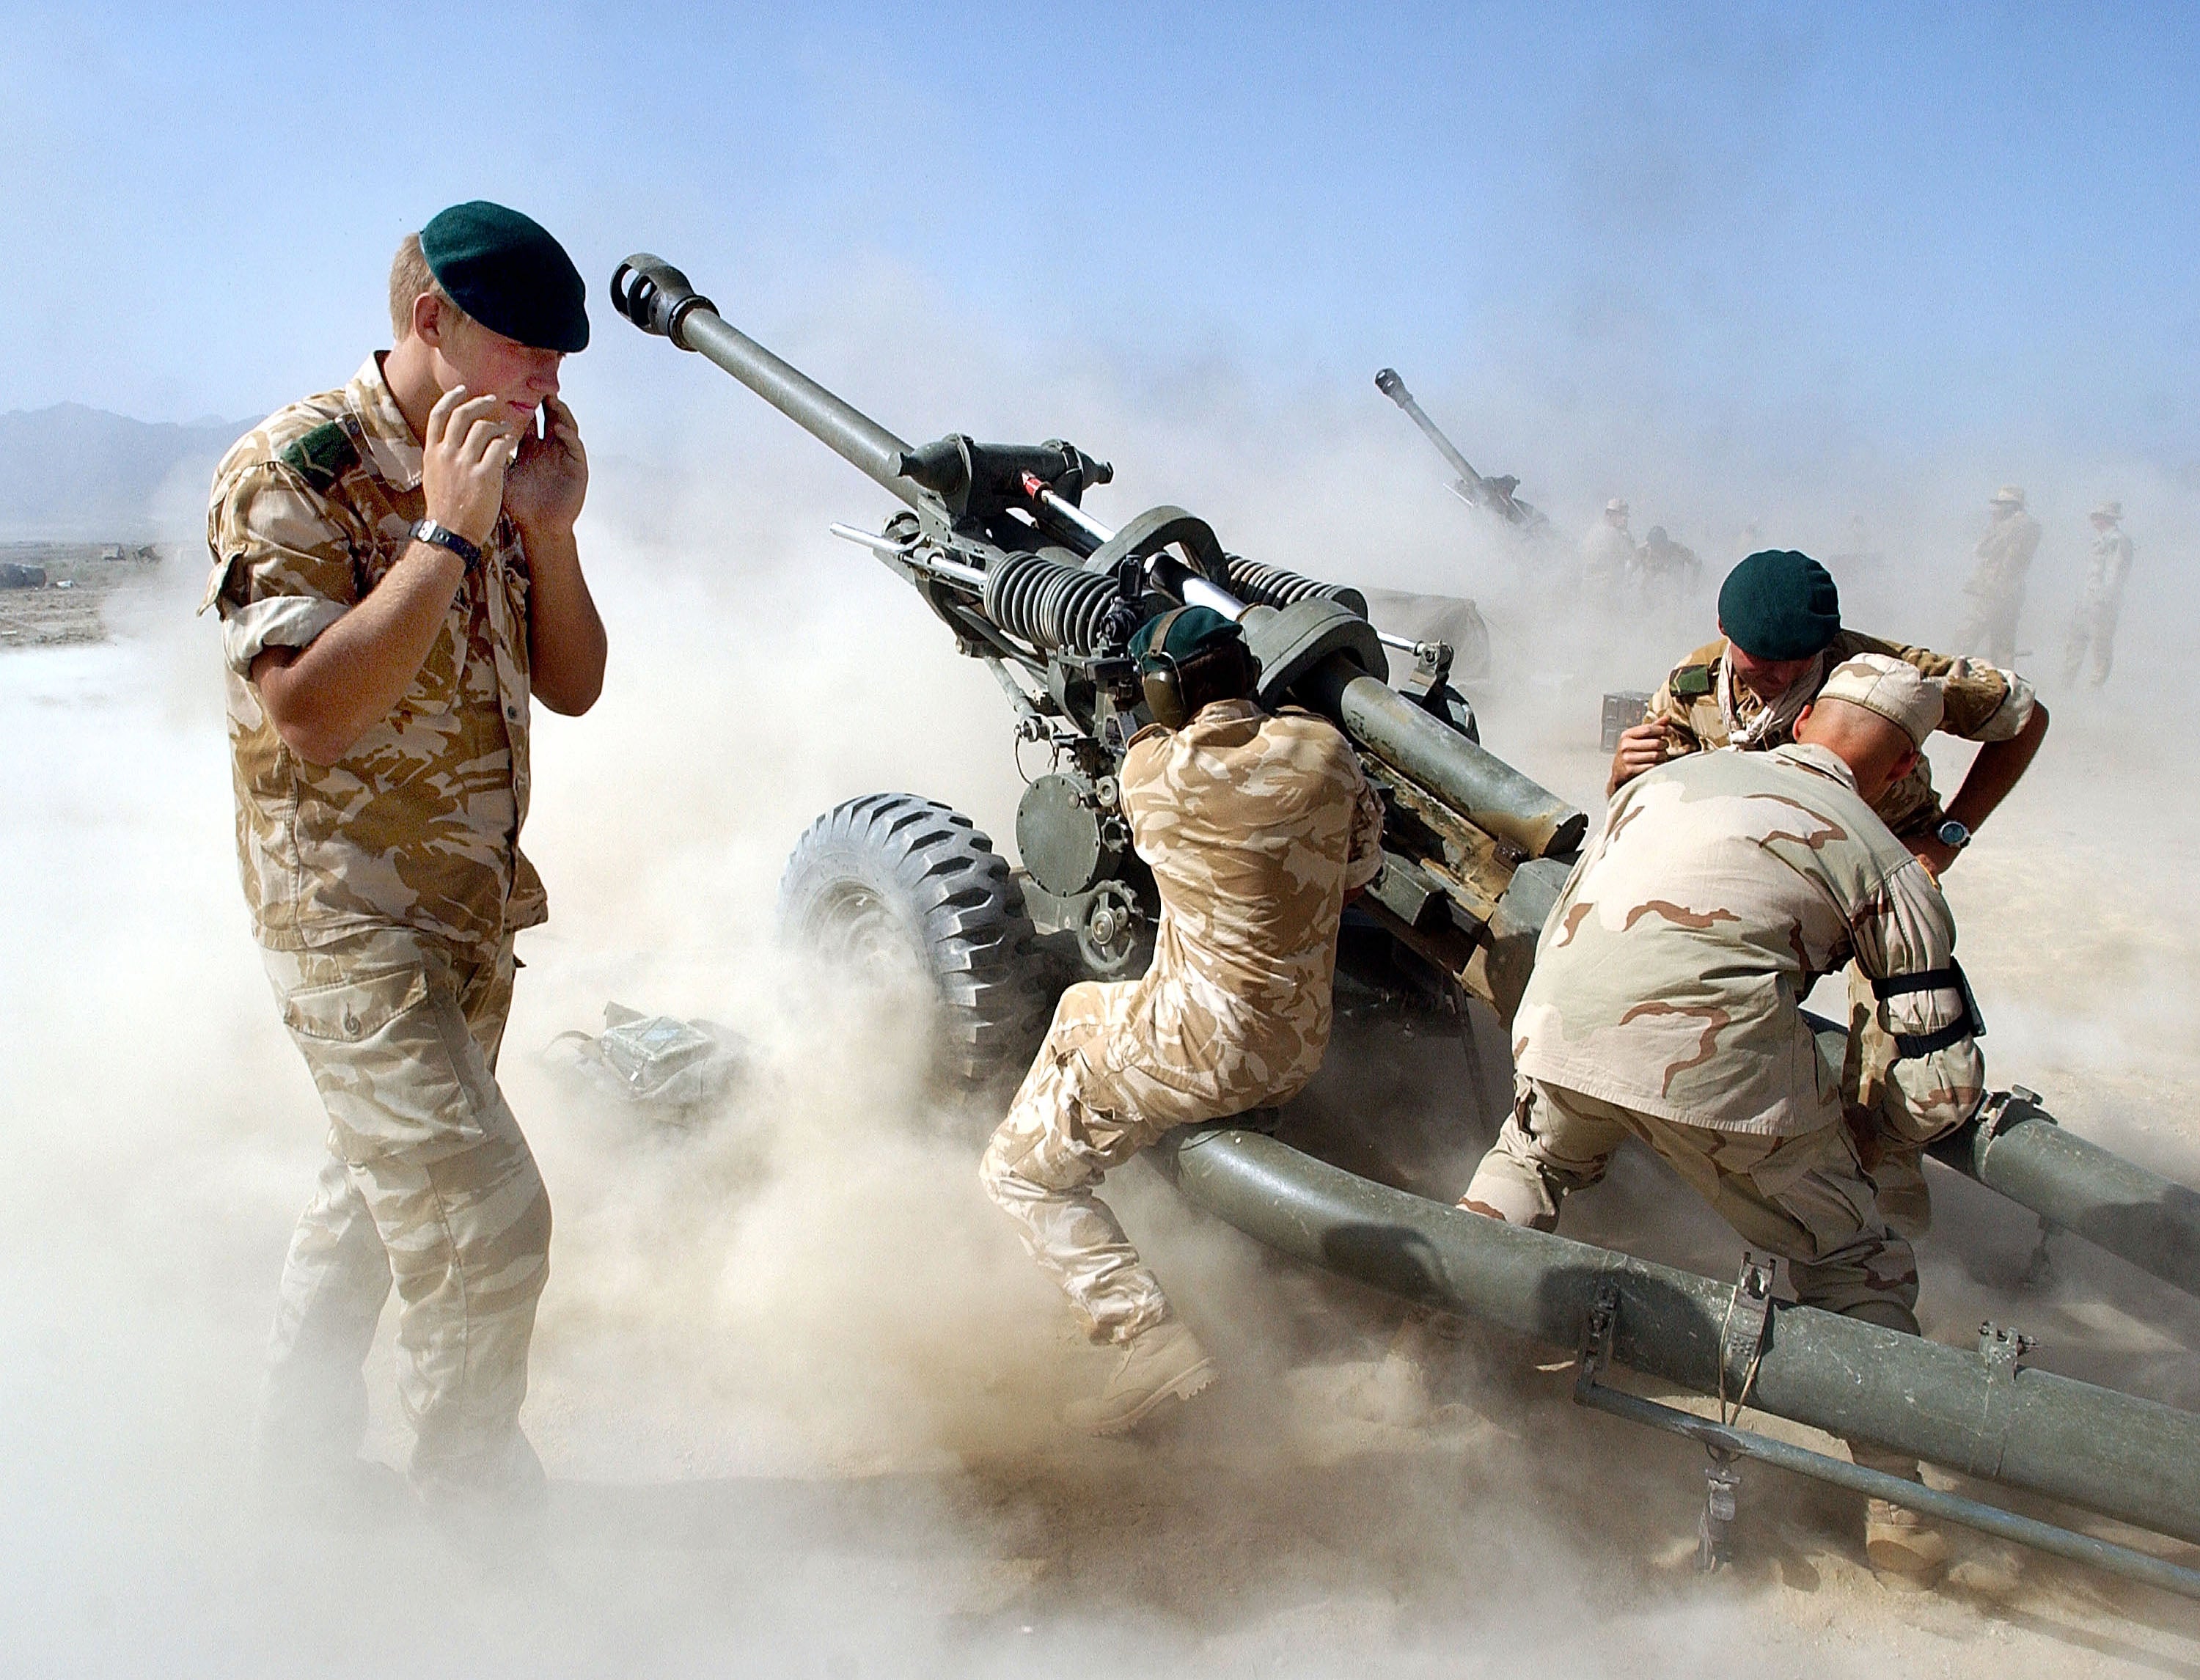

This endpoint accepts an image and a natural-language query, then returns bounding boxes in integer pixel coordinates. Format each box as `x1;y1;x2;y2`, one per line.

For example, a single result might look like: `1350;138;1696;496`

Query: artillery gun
1376;366;1547;535
610;255;1574;1089
614;254;2200;1601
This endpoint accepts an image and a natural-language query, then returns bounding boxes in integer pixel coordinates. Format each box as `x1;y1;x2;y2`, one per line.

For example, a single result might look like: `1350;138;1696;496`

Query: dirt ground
0;541;165;647
3;540;2197;1678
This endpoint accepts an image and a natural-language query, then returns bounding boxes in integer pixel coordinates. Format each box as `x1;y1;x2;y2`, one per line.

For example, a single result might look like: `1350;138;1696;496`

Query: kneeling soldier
982;607;1384;1434
1464;654;1986;1582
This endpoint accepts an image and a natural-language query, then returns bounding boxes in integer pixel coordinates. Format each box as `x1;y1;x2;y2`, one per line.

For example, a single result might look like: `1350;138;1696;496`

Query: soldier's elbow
275;714;356;766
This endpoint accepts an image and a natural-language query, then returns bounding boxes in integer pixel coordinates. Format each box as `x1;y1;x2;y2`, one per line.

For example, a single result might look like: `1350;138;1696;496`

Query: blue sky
5;1;2196;473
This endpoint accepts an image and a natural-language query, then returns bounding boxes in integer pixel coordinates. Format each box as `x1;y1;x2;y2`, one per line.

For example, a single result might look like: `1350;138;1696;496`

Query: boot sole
1078;1357;1219;1437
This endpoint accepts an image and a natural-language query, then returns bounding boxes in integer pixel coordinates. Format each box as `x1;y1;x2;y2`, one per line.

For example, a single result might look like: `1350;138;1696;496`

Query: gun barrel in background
612;254;922;505
1376;367;1488;495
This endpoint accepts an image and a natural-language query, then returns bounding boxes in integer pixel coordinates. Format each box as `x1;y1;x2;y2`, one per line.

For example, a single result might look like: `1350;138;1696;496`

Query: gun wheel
777;793;1052;1092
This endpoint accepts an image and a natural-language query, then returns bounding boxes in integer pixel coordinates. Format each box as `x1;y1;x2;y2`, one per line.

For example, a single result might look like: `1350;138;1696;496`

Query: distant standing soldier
1580;498;1638;599
2063;500;2135;689
1464;655;1987;1582
1606;551;2045;1234
1635;524;1702;611
980;607;1383;1433
200;203;606;1530
1960;484;2042;667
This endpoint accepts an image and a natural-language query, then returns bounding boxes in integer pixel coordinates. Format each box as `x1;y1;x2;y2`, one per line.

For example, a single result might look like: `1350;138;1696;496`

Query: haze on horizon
4;1;2195;488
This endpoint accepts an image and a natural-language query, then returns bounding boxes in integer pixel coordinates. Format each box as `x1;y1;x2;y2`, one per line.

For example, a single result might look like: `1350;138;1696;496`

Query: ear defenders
1137;606;1197;730
1136;606;1255;730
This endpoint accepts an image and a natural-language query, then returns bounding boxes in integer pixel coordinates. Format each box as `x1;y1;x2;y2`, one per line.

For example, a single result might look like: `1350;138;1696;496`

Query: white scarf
1717;648;1825;749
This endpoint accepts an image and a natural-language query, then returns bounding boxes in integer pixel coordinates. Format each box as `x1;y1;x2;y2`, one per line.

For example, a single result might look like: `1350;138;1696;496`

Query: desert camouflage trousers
1463;1075;1924;1477
980;982;1258;1346
2063;596;2122;689
1959;588;2024;670
257;924;551;1501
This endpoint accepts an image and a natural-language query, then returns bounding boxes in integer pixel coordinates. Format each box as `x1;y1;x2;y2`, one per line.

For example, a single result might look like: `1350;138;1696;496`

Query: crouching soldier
1462;655;1987;1582
1607;549;2044;1236
981;607;1384;1434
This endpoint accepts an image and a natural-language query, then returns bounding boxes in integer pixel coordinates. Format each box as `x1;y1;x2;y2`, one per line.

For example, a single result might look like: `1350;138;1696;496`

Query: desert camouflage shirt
1968;510;2042;600
199;355;543;955
2080;526;2135;608
1057;700;1384;1113
1515;741;1984;1137
1641;629;2036;838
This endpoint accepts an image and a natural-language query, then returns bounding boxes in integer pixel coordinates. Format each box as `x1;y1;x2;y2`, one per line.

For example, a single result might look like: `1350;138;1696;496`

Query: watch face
1937;820;1970;848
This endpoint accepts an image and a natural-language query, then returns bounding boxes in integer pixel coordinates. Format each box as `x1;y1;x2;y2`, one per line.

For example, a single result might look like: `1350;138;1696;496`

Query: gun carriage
614;253;2200;1600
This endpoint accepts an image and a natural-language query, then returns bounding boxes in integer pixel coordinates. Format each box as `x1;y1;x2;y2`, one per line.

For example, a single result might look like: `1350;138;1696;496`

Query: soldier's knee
1460;1152;1559;1230
443;1140;551;1282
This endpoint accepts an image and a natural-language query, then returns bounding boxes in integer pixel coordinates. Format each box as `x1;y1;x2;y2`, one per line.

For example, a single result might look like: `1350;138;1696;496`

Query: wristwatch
1936;818;1972;852
409;518;482;571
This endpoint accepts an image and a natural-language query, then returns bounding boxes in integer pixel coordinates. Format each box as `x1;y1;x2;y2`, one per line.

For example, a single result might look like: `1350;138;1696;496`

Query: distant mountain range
0;404;256;541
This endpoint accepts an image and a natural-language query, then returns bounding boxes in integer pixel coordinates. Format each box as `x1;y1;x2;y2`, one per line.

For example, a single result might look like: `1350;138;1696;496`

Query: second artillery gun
614;253;2200;1600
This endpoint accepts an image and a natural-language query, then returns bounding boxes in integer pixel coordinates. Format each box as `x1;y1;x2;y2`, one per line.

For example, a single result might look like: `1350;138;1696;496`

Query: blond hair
387;232;469;340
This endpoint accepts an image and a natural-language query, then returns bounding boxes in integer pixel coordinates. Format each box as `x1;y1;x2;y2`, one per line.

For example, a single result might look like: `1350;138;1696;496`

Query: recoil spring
985;551;1123;654
1222;557;1368;617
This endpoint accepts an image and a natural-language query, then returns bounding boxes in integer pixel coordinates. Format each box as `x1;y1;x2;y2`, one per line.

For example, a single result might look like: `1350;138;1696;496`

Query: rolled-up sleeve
1886;639;2036;744
1941;659;2036;743
1642;672;1707;760
1849;858;1987;1140
202;462;358;675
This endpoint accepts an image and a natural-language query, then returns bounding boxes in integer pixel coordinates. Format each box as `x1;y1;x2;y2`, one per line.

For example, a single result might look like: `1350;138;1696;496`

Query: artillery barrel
1297;658;1587;859
1375;367;1484;491
1163;1126;2200;1547
1931;1102;2200;1301
613;255;921;505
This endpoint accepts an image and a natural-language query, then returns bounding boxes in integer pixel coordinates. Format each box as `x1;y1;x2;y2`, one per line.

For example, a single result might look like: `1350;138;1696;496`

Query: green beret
420;201;589;353
1130;605;1244;664
1717;550;1840;661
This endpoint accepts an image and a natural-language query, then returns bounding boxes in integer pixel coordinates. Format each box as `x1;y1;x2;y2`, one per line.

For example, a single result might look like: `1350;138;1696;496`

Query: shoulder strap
276;421;359;494
1670;662;1714;700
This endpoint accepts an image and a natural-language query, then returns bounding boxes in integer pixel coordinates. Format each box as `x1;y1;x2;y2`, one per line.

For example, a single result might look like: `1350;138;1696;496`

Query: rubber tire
777;793;1052;1090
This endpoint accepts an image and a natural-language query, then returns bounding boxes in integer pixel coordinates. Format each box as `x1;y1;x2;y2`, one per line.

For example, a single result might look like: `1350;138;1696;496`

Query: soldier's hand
1607;720;1668;799
504;395;588;538
1907;835;1959;883
422;385;521;549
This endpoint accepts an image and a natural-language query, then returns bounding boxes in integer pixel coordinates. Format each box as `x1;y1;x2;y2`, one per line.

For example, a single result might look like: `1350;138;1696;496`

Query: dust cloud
4;282;2199;1676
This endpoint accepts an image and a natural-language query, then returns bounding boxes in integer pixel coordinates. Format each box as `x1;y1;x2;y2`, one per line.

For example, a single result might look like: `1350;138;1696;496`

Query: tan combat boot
1865;1497;1950;1584
1066;1318;1217;1435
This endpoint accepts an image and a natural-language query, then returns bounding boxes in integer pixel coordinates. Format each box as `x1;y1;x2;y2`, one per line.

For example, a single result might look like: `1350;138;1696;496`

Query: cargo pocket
280;962;477;1162
281;964;431;1043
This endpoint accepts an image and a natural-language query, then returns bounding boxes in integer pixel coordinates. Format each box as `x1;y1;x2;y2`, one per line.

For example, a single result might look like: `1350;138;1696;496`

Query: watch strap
411;519;483;571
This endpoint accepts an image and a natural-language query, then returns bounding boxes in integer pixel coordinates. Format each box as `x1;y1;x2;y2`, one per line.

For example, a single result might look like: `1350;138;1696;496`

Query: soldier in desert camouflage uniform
980;608;1384;1434
2063;500;2135;689
1606;549;2045;1234
201;203;605;1527
1464;654;1985;1580
1960;484;2043;669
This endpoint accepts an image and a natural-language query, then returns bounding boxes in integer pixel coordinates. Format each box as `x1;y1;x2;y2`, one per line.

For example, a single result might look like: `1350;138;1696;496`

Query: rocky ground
3;544;2195;1678
0;540;165;648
